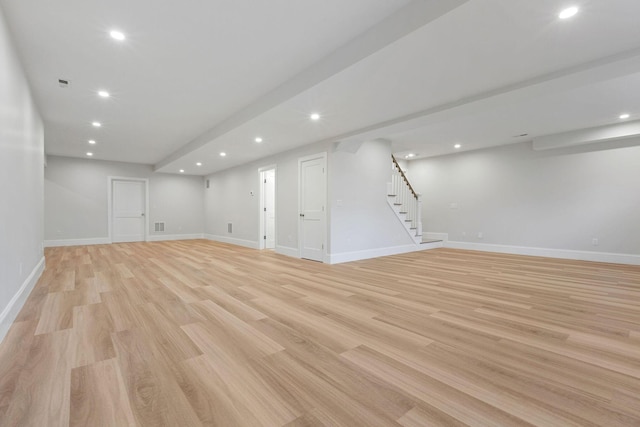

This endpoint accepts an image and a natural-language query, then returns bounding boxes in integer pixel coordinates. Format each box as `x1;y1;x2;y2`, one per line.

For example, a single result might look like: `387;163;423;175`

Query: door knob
300;213;305;217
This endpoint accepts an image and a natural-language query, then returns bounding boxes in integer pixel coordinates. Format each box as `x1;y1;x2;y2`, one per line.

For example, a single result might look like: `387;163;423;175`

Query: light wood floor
1;241;639;426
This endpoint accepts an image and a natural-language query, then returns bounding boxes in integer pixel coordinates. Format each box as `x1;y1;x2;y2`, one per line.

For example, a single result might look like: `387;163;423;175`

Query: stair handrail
391;155;418;199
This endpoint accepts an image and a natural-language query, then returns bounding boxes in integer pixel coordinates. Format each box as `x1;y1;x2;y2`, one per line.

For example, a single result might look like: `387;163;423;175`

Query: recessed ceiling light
619;113;630;119
196;162;202;166
255;137;263;143
92;121;101;127
558;6;578;19
86;152;93;157
88;140;96;145
220;152;226;157
179;169;185;173
98;90;110;98
109;30;126;41
405;153;416;159
454;144;462;149
310;113;321;121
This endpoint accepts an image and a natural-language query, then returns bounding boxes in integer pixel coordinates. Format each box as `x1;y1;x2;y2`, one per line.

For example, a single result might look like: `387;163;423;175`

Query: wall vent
227;223;233;233
154;222;165;232
205;179;210;189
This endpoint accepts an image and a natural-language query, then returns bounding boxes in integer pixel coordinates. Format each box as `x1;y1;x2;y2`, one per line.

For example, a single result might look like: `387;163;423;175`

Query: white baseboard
147;233;204;242
275;245;299;258
0;256;45;344
204;234;259;250
424;232;449;242
328;242;441;264
44;237;111;247
445;241;640;266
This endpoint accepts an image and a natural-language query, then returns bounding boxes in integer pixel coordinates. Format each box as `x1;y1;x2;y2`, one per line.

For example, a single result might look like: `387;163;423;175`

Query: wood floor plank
70;358;137;426
397;405;468;427
0;241;638;426
181;323;300;426
112;328;202;426
2;329;78;426
71;303;116;367
0;320;36;407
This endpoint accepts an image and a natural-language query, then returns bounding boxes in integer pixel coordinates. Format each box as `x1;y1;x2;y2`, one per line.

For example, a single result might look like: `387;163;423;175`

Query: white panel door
112;180;145;243
264;169;276;249
299;156;326;261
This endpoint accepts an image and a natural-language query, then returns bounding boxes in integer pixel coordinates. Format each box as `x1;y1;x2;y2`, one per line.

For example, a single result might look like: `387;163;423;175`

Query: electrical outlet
592;238;599;246
477;232;483;239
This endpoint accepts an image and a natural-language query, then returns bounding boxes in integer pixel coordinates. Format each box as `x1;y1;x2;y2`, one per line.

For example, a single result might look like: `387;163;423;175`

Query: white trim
298;152;328;261
445;241;640;266
44;237;111;247
204;234;259;249
258;165;277;250
275;245;299;258
328;241;443;264
386;197;421;243
147;234;204;242
107;176;150;243
0;256;45;344
424;232;449;242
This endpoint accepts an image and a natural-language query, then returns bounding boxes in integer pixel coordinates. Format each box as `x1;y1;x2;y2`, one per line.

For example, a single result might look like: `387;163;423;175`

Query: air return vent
154;222;165;232
206;179;210;189
227;223;233;233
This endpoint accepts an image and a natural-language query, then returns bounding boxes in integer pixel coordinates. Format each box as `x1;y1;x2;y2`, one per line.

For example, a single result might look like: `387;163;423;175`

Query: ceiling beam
327;46;640;147
533;120;640;150
153;0;469;171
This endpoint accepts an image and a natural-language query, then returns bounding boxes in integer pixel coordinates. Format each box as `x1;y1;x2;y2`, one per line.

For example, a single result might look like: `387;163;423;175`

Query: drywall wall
204;140;332;252
0;7;45;341
407;141;640;261
205;138;416;262
45;156;204;244
330;139;414;260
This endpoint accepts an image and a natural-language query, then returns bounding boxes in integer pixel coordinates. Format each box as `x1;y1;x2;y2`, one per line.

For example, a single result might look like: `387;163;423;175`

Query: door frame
258;165;277;250
298;152;327;262
107;176;150;243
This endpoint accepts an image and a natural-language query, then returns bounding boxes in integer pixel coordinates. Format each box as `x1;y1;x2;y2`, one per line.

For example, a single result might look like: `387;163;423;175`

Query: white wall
407;141;640;263
204;141;332;252
330;139;414;261
0;7;45;341
205;138;415;262
45;156;204;244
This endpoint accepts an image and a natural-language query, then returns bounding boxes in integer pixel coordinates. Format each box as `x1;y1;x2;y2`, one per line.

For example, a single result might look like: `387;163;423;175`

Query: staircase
387;156;423;244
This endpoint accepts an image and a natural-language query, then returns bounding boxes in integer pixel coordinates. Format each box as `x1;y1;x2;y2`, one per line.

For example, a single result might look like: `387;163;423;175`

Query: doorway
298;153;326;261
259;167;276;250
108;177;149;243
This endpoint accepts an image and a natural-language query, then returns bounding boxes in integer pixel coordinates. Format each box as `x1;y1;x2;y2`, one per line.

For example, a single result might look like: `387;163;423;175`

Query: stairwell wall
329;138;415;263
203;138;416;263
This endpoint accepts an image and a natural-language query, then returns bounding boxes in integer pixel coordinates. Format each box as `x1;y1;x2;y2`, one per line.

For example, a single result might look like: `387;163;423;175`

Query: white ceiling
3;0;640;175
